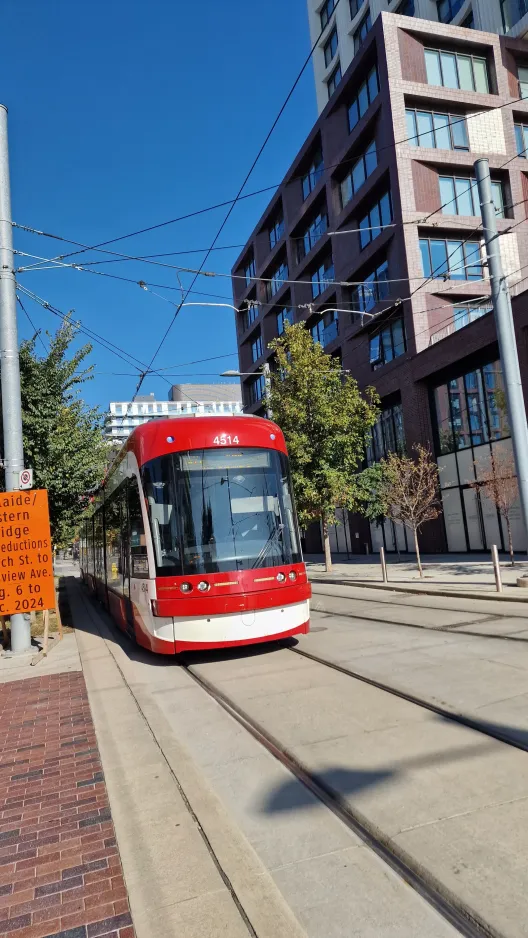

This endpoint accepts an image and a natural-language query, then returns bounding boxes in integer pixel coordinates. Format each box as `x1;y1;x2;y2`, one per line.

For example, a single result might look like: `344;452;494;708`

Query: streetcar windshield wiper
251;522;284;569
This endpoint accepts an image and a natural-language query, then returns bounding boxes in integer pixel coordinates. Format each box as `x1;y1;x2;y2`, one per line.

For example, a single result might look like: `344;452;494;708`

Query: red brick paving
0;671;135;938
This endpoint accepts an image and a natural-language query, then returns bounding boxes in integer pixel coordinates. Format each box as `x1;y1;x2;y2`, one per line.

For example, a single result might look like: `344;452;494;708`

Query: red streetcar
80;415;310;654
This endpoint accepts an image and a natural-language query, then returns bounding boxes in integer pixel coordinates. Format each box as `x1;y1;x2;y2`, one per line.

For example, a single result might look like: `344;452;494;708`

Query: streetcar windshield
142;447;302;575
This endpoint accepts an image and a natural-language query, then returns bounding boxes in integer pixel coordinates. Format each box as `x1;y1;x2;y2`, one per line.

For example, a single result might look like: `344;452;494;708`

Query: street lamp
220;363;272;419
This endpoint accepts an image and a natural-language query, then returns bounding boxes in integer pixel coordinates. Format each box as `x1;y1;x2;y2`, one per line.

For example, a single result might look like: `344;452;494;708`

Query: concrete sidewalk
305;552;528;600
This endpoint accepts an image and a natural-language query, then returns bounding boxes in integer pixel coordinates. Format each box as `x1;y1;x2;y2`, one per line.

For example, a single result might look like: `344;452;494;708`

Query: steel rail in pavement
182;661;501;938
289;646;528;754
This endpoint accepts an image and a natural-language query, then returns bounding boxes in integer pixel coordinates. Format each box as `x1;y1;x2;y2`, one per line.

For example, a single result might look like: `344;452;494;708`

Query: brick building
231;12;528;555
307;0;528;116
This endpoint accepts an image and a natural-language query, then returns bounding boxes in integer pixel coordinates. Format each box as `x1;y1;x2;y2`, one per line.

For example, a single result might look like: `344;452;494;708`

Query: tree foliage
268;322;379;571
6;320;107;548
353;462;392;526
469;448;518;565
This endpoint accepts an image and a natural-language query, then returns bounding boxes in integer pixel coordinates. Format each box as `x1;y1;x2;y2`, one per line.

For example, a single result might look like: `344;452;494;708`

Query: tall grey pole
475;158;528;559
0;105;30;653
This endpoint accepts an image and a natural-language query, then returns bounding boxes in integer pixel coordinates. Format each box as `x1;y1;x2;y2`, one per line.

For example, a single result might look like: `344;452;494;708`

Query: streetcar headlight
288;571;297;581
197;580;210;592
180;582;192;593
276;572;286;582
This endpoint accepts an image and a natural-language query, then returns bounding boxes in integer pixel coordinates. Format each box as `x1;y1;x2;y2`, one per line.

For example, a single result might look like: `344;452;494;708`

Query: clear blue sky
0;0;316;410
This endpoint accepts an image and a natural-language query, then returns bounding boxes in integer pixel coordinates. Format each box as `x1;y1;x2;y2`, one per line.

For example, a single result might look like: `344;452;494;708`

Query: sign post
0;490;57;656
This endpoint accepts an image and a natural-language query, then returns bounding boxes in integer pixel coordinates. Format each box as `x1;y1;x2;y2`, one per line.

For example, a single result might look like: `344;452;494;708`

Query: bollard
380;546;388;583
491;544;503;593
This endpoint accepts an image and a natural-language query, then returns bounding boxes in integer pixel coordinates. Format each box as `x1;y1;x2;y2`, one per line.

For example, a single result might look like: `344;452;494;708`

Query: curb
309;577;528;603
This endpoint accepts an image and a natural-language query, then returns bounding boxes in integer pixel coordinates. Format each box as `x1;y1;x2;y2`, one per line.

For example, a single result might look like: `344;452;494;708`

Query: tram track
288;646;528;754
310;593;528;643
182;659;503;938
77;577;520;938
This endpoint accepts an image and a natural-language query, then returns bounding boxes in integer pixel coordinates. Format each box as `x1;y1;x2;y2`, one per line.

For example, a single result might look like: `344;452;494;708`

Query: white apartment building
105;386;243;445
308;0;528;113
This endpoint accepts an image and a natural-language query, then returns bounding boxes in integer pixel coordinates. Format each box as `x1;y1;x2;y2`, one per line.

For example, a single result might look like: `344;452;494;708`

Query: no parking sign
19;469;33;490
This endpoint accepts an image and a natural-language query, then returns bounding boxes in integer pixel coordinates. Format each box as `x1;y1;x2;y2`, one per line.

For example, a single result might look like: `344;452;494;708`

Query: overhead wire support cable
12;90;528;270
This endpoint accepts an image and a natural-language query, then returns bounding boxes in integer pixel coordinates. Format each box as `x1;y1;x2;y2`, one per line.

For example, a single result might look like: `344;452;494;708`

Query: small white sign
19;468;33;490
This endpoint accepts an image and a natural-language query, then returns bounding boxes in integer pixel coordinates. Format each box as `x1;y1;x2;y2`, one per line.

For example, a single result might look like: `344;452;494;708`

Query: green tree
268;322;379;572
8;320;107;547
353;462;391;527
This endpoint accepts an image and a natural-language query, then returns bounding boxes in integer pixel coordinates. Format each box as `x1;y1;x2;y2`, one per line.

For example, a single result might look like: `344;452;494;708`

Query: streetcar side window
94;510;105;580
142;455;182;574
128;475;149;578
105;486;122;589
85;518;94;574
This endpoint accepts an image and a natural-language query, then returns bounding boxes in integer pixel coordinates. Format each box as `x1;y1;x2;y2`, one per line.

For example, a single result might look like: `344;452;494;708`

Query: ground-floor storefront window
432;358;527;552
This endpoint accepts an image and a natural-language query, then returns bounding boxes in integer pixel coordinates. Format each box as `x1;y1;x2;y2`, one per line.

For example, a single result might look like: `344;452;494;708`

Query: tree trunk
413;527;423;577
506;517;515;566
322;517;332;573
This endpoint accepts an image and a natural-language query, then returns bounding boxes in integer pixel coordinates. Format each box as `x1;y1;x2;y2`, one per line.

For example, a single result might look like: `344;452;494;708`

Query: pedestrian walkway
305;552;528;600
0;642;135;938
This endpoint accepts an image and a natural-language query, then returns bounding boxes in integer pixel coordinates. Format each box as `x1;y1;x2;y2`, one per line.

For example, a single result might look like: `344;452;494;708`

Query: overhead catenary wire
15;283;237;407
16;293;47;354
16;90;528;271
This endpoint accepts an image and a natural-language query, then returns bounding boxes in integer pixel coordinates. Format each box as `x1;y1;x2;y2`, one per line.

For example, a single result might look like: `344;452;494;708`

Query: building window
324;28;338;68
148;405;154;413
439;175;504;217
311;258;335;297
268;214;285;251
339;140;377;208
168;403;177;412
460;10;474;26
244;256;256;286
419;238;483;280
266;261;289;300
424;48;489;94
434;360;509;455
348;65;379;131
242;302;259;331
310;309;339;346
518;65;528;99
350;260;390;312
157;404;163;413
405;109;469;150
369;318;406;369
115;404;122;414
437;0;465;22
395;0;415;13
298;211;328;261
353;9;372;54
502;0;528;31
327;62;342;98
251;332;263;362
359;191;393;248
349;0;363;17
320;0;336;29
515;123;528;156
453;304;492;330
248;374;266;406
277;307;294;335
302;150;324;200
367;402;404;464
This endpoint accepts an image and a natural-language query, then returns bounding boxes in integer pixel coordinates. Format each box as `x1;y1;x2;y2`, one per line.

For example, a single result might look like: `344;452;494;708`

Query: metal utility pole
475;158;528;561
0;105;31;653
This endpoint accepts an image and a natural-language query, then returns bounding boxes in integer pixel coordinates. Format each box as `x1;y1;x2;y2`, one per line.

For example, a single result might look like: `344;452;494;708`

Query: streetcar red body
80;415;311;654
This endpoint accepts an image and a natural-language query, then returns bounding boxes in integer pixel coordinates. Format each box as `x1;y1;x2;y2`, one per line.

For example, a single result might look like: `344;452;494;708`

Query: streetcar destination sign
0;489;55;616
